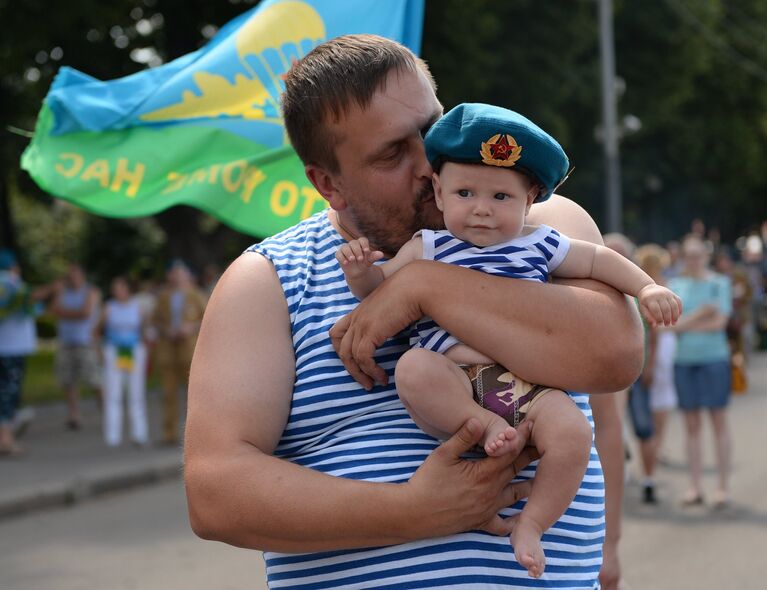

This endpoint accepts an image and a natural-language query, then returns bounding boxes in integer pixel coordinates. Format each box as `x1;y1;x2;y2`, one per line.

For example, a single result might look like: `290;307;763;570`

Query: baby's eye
494;192;511;201
458;189;471;198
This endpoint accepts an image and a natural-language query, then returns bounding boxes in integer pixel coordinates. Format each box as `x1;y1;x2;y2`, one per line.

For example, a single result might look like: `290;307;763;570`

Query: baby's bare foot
483;420;518;457
512;517;546;578
519;548;545;579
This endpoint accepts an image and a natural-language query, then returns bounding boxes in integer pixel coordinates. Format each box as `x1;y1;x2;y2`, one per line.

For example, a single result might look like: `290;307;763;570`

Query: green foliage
35;313;57;339
423;0;767;243
21;348;61;405
4;0;767;258
78;216;166;291
2;0;258;272
10;189;88;283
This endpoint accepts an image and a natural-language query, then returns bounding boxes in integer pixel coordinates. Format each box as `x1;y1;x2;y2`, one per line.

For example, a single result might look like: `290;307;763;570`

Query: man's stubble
348;179;443;257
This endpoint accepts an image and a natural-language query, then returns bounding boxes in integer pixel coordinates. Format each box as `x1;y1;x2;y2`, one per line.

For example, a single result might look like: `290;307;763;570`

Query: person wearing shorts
669;234;733;508
52;264;102;430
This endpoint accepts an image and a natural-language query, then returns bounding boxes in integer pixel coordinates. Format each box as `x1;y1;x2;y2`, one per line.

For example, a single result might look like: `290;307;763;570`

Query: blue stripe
282;411;419;439
271;567;602;590
268;539;603;568
292;442;437;467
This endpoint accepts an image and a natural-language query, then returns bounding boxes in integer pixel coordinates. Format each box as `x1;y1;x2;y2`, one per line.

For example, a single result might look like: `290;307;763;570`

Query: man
51;263;102;430
151;260;206;445
185;35;640;589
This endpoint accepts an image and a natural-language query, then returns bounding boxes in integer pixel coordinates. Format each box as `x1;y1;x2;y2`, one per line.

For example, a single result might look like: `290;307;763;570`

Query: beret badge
480;133;522;167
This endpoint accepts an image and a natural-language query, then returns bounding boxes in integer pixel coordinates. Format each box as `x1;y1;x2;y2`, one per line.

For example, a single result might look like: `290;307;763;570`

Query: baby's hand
637;284;683;327
335;237;384;278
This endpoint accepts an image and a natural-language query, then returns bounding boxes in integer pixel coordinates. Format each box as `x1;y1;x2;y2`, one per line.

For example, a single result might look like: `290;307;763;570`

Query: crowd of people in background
2;216;767;510
0;254;216;456
605;218;767;508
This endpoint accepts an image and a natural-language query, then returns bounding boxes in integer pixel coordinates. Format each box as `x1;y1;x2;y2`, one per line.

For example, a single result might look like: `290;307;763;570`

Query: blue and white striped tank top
415;226;571;354
248;212;603;590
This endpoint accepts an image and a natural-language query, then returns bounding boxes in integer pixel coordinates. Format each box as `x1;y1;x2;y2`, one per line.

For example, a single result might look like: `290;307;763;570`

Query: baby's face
433;162;536;247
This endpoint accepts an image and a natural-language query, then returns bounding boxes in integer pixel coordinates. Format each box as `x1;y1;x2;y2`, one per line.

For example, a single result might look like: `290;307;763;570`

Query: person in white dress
98;276;148;448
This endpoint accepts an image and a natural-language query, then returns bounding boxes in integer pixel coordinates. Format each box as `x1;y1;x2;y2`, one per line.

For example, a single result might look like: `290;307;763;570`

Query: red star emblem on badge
490;135;511;160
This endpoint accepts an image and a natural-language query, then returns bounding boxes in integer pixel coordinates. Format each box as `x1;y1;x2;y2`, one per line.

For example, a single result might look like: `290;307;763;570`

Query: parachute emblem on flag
21;0;426;238
140;0;326;136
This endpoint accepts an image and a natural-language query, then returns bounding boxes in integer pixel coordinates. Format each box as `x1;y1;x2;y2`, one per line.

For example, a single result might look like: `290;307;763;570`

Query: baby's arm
554;240;682;326
336;236;422;300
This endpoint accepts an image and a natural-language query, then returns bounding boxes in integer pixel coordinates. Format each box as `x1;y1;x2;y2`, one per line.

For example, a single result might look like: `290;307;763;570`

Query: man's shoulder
247;210;333;255
528;194;601;244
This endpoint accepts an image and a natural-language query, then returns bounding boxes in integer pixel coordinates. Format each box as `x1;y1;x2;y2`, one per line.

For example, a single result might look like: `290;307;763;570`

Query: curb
0;458;183;521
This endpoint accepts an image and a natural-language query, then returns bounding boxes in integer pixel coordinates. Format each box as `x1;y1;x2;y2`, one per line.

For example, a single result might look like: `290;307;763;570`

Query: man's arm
590;392;624;590
184;253;536;552
51;286;98;320
331;195;643;393
674;304;728;332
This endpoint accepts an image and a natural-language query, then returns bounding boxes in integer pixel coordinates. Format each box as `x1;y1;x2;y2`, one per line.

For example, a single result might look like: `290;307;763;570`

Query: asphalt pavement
1;354;766;590
0;389;182;520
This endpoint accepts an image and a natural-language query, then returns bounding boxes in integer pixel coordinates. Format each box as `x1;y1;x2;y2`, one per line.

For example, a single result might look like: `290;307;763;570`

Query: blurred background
4;0;767;283
1;1;766;589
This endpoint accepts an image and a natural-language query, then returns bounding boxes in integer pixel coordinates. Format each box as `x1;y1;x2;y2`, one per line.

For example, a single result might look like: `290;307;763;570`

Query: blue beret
424;103;570;202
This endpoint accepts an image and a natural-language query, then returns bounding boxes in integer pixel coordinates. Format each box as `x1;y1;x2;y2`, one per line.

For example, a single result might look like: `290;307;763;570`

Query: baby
336;103;681;578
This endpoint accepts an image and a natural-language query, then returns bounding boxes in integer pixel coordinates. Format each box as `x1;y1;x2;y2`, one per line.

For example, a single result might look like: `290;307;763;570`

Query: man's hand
406;418;539;538
336;237;385;279
331;262;424;389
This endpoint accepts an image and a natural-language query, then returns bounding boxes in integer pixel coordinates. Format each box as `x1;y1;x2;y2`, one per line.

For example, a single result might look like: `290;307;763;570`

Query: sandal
65;418;82;431
681;491;704;507
0;444;25;458
713;491;731;510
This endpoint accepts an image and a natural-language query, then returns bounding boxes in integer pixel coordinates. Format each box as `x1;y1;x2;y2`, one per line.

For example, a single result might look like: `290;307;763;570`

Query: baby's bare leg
395;348;517;452
511;391;593;578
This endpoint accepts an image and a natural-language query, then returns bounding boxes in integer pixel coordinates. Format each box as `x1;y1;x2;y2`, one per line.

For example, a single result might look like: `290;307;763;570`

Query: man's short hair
282;34;436;173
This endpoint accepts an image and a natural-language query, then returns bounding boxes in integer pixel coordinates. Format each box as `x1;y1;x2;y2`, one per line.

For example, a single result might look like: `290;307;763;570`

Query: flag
20;0;425;238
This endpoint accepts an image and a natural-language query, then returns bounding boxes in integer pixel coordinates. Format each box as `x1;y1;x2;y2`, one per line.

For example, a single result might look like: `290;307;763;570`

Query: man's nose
413;138;433;180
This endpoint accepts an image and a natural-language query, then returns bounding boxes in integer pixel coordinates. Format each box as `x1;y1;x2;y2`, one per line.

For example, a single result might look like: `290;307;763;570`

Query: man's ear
305;165;348;210
432;172;445;212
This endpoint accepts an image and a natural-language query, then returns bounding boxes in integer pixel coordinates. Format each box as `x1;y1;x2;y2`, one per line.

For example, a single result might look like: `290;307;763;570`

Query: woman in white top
99;276;148;447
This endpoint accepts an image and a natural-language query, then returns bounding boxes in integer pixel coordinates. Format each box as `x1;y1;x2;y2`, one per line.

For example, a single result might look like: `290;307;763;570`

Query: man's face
327;68;444;255
681;237;710;274
66;265;85;287
168;265;190;288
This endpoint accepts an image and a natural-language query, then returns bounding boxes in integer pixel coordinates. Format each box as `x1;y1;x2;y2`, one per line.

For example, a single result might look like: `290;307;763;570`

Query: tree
423;0;767;244
5;0;767;267
1;0;257;277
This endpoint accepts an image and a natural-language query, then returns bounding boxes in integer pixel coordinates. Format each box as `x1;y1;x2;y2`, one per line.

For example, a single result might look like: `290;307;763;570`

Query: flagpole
598;0;622;234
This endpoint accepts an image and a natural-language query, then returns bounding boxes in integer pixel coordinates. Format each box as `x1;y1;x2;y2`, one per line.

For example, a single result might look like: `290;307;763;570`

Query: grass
21;343;158;406
22;347;69;405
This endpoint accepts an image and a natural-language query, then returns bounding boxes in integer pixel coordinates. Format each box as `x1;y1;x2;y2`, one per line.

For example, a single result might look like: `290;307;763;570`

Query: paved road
619;352;767;590
0;478;265;590
2;354;766;589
